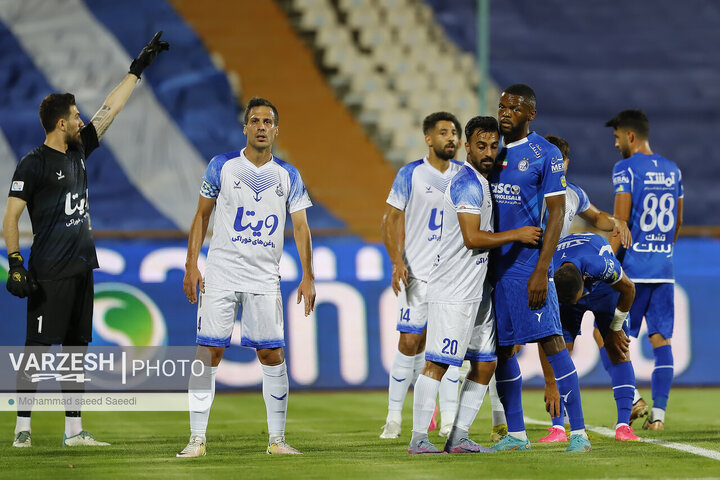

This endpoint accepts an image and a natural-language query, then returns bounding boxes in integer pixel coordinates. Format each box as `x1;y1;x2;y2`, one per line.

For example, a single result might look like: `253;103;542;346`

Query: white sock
488;375;506;426
411;375;441;439
412;352;425;384
570;429;588;439
508;430;528;441
616;423;629;429
64;416;83;437
633;388;642;404
652;407;666;423
189;365;217;439
262;361;289;444
551;425;565;432
388;351;415;412
386;409;402;424
439;366;460;428
452;379;488;433
15;416;31;435
492;410;507;427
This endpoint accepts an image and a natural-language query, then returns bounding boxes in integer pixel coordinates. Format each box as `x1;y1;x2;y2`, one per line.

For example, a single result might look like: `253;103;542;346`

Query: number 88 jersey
612;153;683;282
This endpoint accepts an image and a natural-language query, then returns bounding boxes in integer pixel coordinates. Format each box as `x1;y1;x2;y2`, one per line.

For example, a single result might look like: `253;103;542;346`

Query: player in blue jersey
408;116;542;454
381;112;464;439
488;84;591;452
537;136;638;442
178;97;316;457
606;109;683;431
546;233;640;441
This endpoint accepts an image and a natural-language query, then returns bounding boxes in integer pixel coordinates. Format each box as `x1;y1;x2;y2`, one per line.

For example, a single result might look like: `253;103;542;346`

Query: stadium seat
298;4;336;31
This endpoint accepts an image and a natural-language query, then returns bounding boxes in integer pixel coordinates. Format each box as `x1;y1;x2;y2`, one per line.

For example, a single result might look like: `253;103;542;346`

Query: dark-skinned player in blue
489;84;590;453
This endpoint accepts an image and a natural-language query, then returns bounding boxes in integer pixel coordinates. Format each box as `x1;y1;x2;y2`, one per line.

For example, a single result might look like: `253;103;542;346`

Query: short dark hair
554;263;584;305
464;116;499;140
244;96;279;125
502;84;536;108
422;111;462;139
545;135;569;159
39;93;76;133
605;109;649;139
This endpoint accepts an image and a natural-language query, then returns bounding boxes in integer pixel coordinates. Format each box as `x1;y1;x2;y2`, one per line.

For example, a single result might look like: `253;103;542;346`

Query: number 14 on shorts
399;308;411;322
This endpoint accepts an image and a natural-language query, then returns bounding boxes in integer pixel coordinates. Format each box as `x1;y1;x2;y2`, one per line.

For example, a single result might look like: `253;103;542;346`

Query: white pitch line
525;416;720;462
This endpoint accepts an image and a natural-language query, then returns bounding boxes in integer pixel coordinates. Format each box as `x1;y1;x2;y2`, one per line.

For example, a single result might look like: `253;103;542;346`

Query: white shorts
196;288;284;349
425;290;497;367
396;277;428;334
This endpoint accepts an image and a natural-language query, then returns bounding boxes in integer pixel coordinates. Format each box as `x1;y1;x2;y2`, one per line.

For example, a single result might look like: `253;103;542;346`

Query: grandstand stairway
169;0;396;240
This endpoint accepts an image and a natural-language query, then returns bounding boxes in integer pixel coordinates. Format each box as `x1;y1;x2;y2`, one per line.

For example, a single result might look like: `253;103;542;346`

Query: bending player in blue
606;110;684;430
408;116;542;454
550;233;639;441
537;135;640;443
489;84;591;452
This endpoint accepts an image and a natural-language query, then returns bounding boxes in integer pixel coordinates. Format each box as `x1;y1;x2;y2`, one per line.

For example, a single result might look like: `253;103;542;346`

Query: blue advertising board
1;237;719;389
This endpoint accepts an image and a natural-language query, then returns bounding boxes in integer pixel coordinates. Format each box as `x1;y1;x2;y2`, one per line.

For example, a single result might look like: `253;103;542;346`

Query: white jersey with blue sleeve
426;163;493;303
200;149;312;293
561;181;591;238
612;153;683;282
386;157;463;282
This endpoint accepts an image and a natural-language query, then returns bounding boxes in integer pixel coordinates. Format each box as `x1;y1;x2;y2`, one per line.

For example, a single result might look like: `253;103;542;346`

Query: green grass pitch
2;388;720;479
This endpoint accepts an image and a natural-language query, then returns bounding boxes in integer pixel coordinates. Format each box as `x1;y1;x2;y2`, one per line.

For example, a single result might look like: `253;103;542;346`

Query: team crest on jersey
561;176;567;187
518;160;529;172
276;183;284;197
11;181;24;191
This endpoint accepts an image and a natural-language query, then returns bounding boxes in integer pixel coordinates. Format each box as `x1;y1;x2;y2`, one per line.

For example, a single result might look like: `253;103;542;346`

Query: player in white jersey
408;116;542;454
177;97;316;457
544;135;631;245
381;112;464;439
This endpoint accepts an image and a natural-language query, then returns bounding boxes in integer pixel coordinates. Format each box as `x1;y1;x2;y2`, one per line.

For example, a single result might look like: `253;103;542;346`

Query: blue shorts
560;283;626;343
493;277;562;346
628;283;674;339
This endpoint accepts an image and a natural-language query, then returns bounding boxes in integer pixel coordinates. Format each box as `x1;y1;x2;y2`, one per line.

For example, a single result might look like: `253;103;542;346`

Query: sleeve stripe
544;190;566;197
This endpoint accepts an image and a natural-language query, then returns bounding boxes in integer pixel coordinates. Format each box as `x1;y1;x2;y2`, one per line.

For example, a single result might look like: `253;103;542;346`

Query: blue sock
546;349;585;431
609;360;635;425
551;402;565;428
599;346;611;374
652;345;673;410
495;355;525;433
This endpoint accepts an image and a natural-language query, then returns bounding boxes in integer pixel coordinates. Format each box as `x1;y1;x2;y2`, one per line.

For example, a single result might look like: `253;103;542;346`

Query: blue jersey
554;233;623;297
612;153;683;282
490;132;566;279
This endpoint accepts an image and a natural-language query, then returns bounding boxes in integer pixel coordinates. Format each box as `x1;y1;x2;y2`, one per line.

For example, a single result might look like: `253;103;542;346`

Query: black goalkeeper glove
129;31;170;79
6;252;38;298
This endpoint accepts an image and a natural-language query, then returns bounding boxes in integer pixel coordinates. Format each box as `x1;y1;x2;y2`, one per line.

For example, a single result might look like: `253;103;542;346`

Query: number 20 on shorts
442;338;458;355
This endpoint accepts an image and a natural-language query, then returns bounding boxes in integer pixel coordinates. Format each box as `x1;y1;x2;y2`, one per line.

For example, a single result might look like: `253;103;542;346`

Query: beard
66;130;82;148
470;155;494;174
433;143;456;160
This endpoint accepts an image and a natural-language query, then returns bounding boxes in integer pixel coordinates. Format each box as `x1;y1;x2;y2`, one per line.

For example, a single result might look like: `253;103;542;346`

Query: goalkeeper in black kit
3;32;169;447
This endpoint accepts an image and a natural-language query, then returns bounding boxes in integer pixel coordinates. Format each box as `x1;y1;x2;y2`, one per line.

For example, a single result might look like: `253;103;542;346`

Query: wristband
8;251;24;267
610;308;628;331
